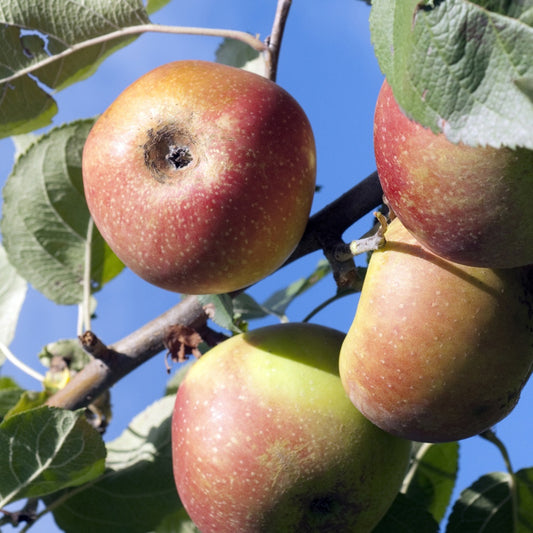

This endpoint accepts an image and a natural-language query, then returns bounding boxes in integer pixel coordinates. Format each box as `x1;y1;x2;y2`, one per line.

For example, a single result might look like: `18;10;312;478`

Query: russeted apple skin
82;60;316;294
172;323;412;533
374;80;533;268
339;218;533;443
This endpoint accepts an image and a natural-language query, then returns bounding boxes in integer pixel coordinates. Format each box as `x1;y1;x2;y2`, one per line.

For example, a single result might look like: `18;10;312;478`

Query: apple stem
335;211;388;261
265;0;293;81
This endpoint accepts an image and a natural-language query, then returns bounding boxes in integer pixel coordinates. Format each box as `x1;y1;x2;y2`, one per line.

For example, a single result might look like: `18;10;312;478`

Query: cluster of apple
343;80;533;444
82;62;533;531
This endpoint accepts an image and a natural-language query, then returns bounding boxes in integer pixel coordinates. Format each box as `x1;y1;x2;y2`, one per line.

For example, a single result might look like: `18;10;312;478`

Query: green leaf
145;0;173;16
1;120;124;305
403;442;459;523
0;0;150;138
4;390;48;419
370;0;533;149
373;492;439;532
46;396;183;533
0;243;27;353
155;507;200;533
516;468;533;531
197;294;243;333
0;406;106;507
0;377;24;421
446;471;514;532
232;292;270;321
262;259;332;320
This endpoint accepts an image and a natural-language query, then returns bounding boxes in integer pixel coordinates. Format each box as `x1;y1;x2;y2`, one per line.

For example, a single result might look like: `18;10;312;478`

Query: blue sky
0;1;531;530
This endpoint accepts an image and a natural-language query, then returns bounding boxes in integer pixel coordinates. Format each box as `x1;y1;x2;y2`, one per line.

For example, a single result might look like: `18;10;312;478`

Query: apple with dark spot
339;217;533;443
172;323;412;532
374;80;533;268
82;60;316;294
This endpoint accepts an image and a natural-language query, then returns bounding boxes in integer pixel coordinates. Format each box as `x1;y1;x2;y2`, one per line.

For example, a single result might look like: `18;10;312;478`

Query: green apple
339;217;533;442
374;80;533;268
82;60;316;294
172;323;411;532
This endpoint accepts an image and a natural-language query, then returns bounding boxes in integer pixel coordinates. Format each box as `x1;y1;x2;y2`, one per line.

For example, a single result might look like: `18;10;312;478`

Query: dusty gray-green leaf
0;406;106;507
446;471;513;532
0;0;149;138
11;132;38;161
370;0;533;149
38;339;91;373
216;37;260;68
0;243;27;352
263;259;332;320
373;491;439;532
403;442;459;523
47;396;183;533
197;294;242;333
1;119;124;305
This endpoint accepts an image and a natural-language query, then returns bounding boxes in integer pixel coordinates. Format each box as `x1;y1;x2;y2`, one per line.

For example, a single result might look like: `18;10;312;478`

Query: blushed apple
374;80;533;268
339;218;533;443
82;60;316;294
172;323;412;532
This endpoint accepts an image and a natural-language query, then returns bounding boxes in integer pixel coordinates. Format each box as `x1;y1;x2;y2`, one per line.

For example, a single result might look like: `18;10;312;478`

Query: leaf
446;471;514;532
516;468;533;531
0;406;106;507
0;243;27;353
4;390;49;419
216;38;260;68
373;492;439;532
262;259;332;320
0;377;24;421
215;37;267;77
38;339;91;373
1;119;124;305
155;507;200;533
232;292;270;321
403;442;459;523
46;396;183;533
145;0;173;16
197;294;243;333
370;0;533;149
0;0;150;138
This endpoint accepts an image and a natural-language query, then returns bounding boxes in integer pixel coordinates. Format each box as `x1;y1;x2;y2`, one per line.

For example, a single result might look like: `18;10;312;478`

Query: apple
374;80;533;268
339;217;533;443
172;323;412;532
82;60;316;294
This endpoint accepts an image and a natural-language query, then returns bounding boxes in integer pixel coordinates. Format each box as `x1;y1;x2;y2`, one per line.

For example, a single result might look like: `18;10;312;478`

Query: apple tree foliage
0;0;532;531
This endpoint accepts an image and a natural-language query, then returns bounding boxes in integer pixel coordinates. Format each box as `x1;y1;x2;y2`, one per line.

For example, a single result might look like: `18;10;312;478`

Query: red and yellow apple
339;218;533;443
374;80;533;268
172;323;412;532
82;60;316;294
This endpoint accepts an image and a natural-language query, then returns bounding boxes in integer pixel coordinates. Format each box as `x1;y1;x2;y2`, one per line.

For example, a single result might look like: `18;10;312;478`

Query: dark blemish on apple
143;124;196;183
166;145;193;169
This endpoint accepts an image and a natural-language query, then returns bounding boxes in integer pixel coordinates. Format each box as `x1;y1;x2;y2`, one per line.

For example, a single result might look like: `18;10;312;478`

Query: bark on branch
46;171;382;411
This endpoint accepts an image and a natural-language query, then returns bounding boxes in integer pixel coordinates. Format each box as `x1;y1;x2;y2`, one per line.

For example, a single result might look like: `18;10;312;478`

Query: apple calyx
143;124;198;183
